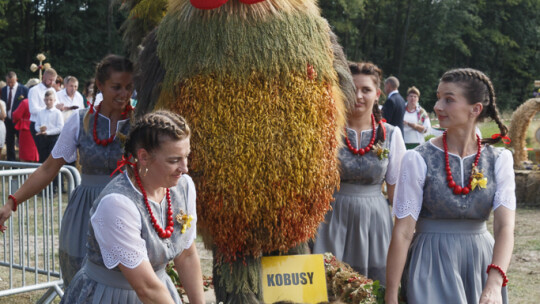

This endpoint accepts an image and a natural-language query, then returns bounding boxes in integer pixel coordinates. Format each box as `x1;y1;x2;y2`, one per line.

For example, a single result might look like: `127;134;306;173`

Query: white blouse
91;173;197;269
50;109;129;163
393;140;516;220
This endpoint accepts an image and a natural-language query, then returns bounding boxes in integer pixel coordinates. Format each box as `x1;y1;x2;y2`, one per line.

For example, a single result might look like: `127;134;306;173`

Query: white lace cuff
91;193;149;269
392;150;426;220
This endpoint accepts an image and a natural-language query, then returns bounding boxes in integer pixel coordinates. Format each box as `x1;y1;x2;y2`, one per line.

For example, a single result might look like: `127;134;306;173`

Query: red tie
7;87;12;114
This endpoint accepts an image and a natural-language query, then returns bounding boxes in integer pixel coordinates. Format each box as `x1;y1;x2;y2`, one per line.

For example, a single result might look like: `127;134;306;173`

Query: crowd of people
0;69;97;163
0;54;516;304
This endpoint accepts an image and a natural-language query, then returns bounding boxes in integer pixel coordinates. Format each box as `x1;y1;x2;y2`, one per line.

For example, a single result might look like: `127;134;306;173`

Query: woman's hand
479;283;503;304
0;200;14;232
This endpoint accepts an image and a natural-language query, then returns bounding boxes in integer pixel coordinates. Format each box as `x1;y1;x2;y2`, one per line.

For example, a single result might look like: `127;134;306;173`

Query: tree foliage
320;0;540;111
0;0;538;110
0;0;126;84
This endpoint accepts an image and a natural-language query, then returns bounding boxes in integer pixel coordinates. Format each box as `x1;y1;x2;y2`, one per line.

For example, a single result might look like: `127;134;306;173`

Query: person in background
402;86;431;149
57;76;85;121
1;72;29;161
0;81;6;155
12;79;40;162
53;75;64;92
313;62;406;285
35;89;64;163
28;68;58;149
382;76;406;134
60;111;204;304
82;78;95;108
386;68;515;304
0;55;134;287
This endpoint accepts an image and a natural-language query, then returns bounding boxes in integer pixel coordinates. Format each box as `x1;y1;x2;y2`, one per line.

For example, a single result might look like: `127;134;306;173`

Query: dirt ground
0;208;538;303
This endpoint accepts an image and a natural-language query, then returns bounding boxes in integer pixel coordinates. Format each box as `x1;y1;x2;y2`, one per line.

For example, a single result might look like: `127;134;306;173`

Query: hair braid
440;68;508;145
124;110;190;158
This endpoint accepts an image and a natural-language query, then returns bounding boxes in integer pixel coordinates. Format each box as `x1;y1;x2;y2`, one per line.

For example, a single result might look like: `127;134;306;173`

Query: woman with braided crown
61;111;204;303
386;68;515;304
0;54;134;287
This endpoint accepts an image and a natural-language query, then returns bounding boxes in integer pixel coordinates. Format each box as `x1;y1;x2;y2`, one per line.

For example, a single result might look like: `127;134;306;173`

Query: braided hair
124;110;190;158
440;68;508;145
348;61;385;144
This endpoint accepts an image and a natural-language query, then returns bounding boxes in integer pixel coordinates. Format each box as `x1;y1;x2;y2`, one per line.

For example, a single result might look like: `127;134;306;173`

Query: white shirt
387;90;399;98
6;83;18;119
34;107;64;135
392;140;516;221
28;83;58;122
57;89;85;121
90;173;198;269
403;107;431;144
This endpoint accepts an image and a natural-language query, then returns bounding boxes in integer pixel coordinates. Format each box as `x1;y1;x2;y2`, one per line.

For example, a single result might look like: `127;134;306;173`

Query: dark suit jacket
382;92;406;134
1;83;29;114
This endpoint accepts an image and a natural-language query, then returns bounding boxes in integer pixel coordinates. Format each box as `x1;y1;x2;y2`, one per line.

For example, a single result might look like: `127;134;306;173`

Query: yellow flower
176;210;193;234
181;215;193;234
471;177;488;190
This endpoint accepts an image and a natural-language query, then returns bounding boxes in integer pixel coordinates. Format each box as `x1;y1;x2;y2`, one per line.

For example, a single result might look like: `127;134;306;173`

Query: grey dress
313;123;400;285
401;143;509;303
60;173;196;303
58;110;130;287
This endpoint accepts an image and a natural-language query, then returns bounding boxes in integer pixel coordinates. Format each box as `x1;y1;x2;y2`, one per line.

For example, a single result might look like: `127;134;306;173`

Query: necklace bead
345;114;383;156
443;131;482;196
133;164;174;238
92;104;131;147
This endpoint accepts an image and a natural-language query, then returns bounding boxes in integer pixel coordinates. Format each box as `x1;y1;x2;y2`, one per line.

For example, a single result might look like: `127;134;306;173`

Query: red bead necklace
133;164;175;238
443;131;482;195
345;114;379;156
92;104;131;147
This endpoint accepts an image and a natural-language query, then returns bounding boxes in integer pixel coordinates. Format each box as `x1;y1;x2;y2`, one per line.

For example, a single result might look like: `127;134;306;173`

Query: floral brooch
175;210;194;234
372;143;389;160
470;165;487;190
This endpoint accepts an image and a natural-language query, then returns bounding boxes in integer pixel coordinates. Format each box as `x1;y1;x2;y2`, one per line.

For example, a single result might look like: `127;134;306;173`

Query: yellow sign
261;254;328;303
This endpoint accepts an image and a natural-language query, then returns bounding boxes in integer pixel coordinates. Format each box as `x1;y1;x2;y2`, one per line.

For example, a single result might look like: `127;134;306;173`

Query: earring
139;166;148;177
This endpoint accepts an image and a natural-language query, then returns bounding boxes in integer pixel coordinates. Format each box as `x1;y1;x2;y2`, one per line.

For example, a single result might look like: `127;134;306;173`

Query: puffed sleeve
51;110;80;163
385;126;406;185
180;175;198;250
493;149;516;211
392;150;426;221
91;193;148;269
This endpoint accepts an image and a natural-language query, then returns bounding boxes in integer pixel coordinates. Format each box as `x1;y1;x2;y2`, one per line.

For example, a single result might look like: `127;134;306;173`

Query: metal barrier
0;161;81;303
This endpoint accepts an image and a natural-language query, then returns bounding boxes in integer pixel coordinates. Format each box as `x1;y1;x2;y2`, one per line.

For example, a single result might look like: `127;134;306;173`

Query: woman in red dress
12;80;39;162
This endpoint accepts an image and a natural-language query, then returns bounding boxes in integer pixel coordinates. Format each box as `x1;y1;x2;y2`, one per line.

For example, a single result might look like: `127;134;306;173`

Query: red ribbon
491;133;511;144
381;118;387;123
110;155;135;177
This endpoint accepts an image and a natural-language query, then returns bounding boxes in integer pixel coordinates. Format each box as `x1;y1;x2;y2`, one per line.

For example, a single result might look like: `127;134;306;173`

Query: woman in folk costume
61;111;204;304
313;62;406;285
0;55;134;287
386;68;515;304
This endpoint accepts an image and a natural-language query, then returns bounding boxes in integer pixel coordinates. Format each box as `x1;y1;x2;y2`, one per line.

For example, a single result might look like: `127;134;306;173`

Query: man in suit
1;72;29;161
382;76;406;134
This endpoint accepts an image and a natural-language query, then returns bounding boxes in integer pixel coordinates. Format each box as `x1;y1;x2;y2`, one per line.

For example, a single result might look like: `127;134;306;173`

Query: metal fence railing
0;161;81;303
